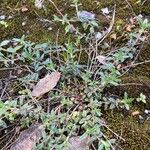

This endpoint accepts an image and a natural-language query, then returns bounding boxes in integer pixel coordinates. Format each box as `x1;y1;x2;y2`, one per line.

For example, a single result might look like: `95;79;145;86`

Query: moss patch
106;109;150;150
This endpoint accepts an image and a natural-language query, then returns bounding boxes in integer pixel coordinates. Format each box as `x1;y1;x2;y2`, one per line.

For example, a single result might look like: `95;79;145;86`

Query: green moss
106;109;150;150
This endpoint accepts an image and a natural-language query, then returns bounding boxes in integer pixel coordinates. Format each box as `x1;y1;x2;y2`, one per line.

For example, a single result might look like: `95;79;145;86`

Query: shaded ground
0;0;150;149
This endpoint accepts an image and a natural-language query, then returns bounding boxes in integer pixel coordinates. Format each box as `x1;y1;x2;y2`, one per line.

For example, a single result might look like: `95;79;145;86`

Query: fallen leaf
10;124;43;150
126;25;132;32
68;136;91;150
125;24;135;32
96;55;107;65
131;111;140;116
31;72;61;97
0;15;6;20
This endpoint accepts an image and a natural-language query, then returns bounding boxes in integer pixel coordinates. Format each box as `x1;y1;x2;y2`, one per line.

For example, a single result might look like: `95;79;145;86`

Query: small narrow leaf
0;40;10;47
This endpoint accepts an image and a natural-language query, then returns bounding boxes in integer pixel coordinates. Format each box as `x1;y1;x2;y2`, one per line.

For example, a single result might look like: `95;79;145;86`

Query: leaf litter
10;124;44;150
31;72;61;97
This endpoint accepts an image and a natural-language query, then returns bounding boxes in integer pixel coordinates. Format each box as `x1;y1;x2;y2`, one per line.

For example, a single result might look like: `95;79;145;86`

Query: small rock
95;32;103;40
21;6;28;12
48;27;52;31
144;109;150;115
138;115;145;124
0;15;6;20
22;21;26;26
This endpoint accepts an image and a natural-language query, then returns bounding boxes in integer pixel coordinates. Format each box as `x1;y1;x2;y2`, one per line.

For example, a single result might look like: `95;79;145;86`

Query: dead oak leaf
31;72;61;97
131;111;140;116
10;124;43;150
67;136;91;150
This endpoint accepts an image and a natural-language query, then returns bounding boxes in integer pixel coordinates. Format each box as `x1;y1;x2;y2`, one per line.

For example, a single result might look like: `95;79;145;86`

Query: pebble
0;15;6;20
144;109;150;114
95;32;103;40
48;27;52;31
138;115;145;124
22;21;26;26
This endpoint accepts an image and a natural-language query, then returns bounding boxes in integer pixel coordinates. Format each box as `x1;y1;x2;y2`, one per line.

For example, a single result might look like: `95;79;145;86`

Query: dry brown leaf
125;24;135;32
110;33;117;40
67;136;91;150
31;72;61;97
131;111;140;116
126;25;132;32
10;124;43;150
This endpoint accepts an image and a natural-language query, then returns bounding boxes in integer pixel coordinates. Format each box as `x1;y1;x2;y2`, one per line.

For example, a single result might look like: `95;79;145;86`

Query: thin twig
121;60;150;70
125;0;136;16
103;125;125;141
97;5;116;46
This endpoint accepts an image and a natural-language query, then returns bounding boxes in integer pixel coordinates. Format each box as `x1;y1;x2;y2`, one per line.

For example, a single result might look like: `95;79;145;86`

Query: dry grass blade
10;124;43;150
31;72;61;97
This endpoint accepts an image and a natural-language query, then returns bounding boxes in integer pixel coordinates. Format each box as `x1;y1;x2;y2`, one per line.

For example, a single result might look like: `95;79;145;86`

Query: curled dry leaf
96;55;107;65
110;33;117;40
131;111;140;116
126;25;135;32
10;124;43;150
67;136;91;150
126;25;132;32
31;72;61;97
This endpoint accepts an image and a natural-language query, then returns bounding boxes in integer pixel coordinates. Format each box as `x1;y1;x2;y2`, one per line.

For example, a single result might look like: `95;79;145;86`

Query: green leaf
0;120;7;128
0;40;10;47
0;20;8;27
98;143;104;150
7;47;16;53
0;52;4;56
0;101;4;108
101;140;110;150
13;45;23;52
53;15;62;22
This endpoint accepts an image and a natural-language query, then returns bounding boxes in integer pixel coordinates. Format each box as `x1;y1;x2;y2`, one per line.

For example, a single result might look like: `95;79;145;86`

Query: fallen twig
97;5;116;46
